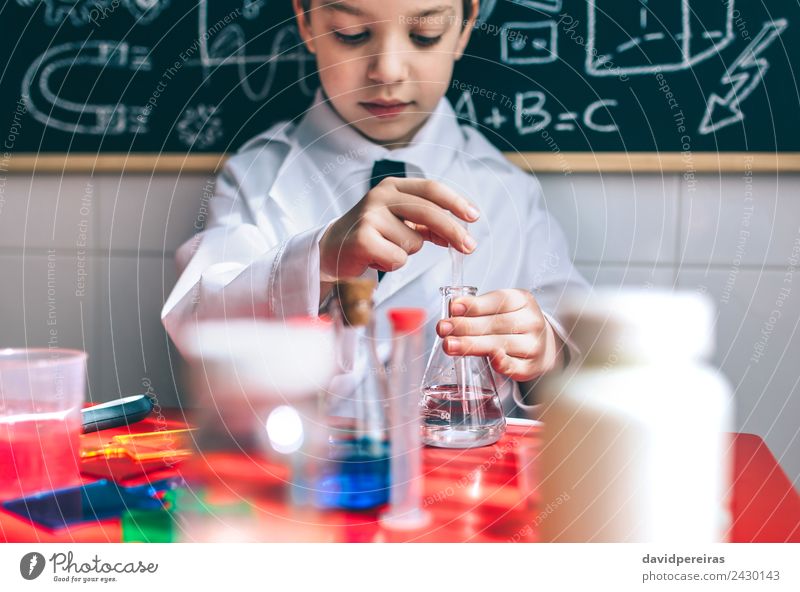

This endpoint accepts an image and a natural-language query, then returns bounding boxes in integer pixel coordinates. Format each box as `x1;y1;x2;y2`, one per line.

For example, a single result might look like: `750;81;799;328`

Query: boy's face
295;0;477;147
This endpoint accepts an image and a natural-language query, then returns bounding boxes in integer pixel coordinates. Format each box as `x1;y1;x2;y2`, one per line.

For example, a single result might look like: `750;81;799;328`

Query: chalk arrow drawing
699;19;788;135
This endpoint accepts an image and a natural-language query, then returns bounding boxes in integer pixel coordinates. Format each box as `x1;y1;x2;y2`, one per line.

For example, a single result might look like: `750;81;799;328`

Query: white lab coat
162;90;587;415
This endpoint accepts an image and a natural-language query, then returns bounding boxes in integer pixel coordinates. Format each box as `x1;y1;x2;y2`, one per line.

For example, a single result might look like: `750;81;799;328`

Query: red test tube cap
388;308;426;333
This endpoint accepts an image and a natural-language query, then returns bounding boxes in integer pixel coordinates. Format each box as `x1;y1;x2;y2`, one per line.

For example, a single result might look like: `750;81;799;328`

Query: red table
1;409;798;543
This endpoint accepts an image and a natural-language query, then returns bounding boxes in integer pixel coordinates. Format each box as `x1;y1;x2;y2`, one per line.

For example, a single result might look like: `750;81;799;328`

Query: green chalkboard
1;0;797;159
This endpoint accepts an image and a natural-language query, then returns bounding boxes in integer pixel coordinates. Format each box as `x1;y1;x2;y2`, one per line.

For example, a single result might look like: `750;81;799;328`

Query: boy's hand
319;177;479;281
436;289;564;382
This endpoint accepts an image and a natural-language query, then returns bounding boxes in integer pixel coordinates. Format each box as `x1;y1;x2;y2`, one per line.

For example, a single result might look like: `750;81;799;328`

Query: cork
335;279;376;326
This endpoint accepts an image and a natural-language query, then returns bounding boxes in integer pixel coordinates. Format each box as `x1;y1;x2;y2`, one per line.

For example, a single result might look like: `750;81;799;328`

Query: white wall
1;169;798;485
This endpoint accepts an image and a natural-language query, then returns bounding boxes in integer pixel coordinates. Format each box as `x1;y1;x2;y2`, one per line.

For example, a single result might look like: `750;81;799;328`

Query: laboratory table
1;408;798;543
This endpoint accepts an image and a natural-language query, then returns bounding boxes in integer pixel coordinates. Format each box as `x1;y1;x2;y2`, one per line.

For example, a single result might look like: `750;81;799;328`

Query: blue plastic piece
2;477;181;530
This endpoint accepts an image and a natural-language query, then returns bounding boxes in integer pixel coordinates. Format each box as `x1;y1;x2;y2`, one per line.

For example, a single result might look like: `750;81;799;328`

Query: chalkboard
2;1;798;171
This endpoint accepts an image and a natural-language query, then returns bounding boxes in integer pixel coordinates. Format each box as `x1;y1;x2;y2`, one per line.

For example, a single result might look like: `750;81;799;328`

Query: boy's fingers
489;352;535;381
389;197;475;253
376;216;425;255
443;334;540;359
450;289;531;317
358;226;409;272
407;223;449;247
437;310;543;338
392;178;480;223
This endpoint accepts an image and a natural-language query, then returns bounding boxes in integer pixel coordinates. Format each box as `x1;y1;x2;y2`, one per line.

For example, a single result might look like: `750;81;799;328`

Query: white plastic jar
537;289;734;542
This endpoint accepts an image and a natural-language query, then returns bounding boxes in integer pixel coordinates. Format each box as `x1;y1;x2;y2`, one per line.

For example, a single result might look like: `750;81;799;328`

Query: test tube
380;309;431;530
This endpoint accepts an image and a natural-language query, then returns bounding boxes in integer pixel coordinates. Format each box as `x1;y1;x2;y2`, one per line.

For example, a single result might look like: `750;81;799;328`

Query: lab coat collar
268;89;467;306
290;88;465;184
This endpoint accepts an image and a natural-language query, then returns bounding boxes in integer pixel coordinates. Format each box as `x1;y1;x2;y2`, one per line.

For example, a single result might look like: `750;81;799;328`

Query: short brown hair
300;0;475;22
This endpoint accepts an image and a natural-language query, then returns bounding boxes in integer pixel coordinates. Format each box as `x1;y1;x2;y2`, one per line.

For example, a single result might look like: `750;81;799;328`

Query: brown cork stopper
335;279;377;326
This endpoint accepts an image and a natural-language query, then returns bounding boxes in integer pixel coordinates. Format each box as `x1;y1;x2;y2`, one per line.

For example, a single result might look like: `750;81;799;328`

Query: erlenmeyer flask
421;286;506;448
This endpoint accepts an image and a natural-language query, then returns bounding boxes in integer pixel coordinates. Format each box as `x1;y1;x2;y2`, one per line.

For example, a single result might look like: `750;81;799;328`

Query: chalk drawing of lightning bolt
699;19;788;135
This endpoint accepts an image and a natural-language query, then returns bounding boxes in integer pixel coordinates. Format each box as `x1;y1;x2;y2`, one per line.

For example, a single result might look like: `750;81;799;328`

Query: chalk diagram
22;41;152;135
477;0;498;25
454;89;619;138
16;0;170;26
176;104;223;148
17;0;316;141
501;21;558;65
500;1;561;65
510;0;562;13
194;0;316;102
586;0;736;76
699;19;788;135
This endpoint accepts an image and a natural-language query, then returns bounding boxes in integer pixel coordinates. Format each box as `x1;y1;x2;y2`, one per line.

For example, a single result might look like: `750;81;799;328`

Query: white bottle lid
181;318;336;403
558;288;716;365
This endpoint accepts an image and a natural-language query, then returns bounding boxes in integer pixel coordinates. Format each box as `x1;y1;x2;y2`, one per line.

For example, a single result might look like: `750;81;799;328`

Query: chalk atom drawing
699;19;789;135
501;21;558;65
22;41;152;135
587;0;736;76
176;104;223;148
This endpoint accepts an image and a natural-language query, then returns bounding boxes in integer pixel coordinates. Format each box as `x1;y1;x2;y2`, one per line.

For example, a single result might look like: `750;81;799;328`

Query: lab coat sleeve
512;174;590;413
161;154;328;355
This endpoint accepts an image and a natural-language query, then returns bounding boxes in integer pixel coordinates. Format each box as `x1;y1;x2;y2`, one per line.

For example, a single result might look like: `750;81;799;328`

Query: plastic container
380;308;431;530
318;279;390;510
180;318;336;539
0;348;87;500
536;289;734;542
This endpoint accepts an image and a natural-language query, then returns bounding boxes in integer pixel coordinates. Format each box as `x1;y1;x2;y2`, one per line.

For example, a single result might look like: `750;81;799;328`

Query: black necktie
369;160;406;282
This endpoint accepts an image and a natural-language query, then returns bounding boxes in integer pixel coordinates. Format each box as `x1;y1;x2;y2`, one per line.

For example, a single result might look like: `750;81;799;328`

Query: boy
162;0;587;414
